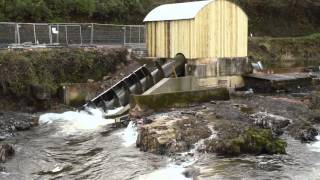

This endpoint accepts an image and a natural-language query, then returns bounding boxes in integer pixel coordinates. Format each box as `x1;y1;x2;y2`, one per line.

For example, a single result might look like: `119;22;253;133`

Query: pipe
83;54;186;113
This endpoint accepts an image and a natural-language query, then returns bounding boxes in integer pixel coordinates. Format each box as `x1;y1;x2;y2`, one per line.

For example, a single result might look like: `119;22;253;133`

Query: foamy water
307;135;320;152
39;107;124;135
118;121;138;147
138;163;190;180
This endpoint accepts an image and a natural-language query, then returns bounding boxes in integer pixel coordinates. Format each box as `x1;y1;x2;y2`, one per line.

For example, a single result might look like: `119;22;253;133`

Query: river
1;108;320;180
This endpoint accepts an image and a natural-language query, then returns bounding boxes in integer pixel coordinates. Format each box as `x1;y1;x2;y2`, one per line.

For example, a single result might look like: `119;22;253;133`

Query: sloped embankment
248;34;320;68
0;48;129;111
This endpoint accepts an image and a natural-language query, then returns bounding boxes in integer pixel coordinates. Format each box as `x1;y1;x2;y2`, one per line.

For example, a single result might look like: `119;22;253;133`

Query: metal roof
143;0;214;22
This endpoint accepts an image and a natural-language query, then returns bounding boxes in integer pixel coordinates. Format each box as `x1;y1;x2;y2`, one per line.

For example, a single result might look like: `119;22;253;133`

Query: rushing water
1;109;320;179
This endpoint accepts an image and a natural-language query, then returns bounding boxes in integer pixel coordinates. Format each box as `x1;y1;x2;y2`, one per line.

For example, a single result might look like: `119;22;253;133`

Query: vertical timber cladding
145;0;248;59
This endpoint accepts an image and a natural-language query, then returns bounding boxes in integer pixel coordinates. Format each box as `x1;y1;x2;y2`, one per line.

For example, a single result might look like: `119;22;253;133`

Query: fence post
138;26;141;44
33;24;37;44
123;26;126;46
14;23;17;44
129;26;132;44
80;25;83;45
16;23;20;44
65;25;68;45
90;23;94;45
49;25;52;44
57;24;59;44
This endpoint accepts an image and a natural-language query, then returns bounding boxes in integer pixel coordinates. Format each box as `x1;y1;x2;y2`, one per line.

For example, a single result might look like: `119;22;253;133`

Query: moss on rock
206;125;287;156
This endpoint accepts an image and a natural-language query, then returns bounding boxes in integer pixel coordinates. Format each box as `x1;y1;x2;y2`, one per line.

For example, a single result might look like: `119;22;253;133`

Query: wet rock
183;167;200;178
205;122;287;156
0;112;38;138
136;114;211;155
0;136;5;141
250;112;291;136
288;121;319;142
142;118;153;124
14;121;31;131
0;144;15;163
0;166;5;172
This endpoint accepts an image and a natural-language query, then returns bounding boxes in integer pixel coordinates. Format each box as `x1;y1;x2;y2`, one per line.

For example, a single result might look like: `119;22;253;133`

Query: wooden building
144;0;248;59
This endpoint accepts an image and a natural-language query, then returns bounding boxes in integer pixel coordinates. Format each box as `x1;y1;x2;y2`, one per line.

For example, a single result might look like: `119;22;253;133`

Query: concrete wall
132;87;230;110
144;76;201;95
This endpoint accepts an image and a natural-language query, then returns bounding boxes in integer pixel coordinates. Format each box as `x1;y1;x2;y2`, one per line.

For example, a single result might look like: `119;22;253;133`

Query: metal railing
0;22;146;48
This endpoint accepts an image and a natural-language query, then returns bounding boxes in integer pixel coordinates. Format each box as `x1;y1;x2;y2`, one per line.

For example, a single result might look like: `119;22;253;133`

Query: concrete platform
244;73;312;93
131;76;230;110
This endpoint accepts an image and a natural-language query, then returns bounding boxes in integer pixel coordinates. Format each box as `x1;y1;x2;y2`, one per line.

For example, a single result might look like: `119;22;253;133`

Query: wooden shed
144;0;248;59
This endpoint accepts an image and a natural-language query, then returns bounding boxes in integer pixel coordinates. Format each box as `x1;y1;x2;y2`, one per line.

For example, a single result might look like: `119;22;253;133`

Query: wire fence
0;22;146;48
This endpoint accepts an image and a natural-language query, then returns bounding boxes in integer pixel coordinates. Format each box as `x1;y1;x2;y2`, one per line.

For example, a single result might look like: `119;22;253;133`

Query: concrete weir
131;76;230;110
244;73;313;93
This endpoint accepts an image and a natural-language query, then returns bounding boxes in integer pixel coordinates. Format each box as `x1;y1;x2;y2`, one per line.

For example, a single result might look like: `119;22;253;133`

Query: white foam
118;121;138;147
307;135;320;152
138;163;190;180
39;107;124;135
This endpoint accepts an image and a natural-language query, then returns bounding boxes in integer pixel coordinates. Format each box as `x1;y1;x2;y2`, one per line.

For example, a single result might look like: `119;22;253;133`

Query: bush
0;48;128;97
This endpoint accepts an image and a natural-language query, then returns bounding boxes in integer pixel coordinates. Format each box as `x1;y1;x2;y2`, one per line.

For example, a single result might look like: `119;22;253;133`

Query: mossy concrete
131;76;230;110
131;87;229;110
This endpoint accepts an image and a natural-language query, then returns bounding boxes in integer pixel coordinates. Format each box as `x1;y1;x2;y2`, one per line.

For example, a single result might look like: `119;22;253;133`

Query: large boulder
250;112;291;136
205;121;287;156
136;113;211;155
288;121;319;142
0;144;14;163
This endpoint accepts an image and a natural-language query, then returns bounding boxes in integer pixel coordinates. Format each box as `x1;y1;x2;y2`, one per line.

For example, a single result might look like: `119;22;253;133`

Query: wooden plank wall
146;0;248;59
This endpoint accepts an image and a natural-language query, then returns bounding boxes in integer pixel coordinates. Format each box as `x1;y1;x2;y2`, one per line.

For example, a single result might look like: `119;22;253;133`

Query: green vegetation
0;48;128;97
0;0;153;24
0;0;319;36
206;127;287;156
248;33;320;68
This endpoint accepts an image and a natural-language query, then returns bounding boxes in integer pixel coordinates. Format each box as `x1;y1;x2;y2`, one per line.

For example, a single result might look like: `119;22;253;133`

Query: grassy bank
0;48;128;111
248;33;320;68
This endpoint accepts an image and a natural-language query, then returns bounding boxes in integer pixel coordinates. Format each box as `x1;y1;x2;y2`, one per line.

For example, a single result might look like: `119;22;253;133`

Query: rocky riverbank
133;91;320;157
0;111;39;141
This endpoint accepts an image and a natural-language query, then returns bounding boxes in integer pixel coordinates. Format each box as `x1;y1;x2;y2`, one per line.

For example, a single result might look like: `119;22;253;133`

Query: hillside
0;0;319;37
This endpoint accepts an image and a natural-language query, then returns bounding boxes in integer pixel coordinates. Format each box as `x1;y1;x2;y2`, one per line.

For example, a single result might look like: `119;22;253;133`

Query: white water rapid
39;107;124;135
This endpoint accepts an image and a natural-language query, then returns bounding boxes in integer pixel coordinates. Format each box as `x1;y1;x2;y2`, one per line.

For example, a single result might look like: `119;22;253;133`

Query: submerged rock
183;167;200;179
288;121;319;142
0;144;15;163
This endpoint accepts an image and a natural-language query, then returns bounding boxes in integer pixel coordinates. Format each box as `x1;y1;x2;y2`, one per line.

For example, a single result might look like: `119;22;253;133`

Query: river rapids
1;107;320;180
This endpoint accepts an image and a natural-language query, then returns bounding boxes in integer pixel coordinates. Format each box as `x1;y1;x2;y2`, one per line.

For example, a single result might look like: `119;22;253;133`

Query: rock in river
288;121;319;142
136;112;211;155
0;144;14;163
